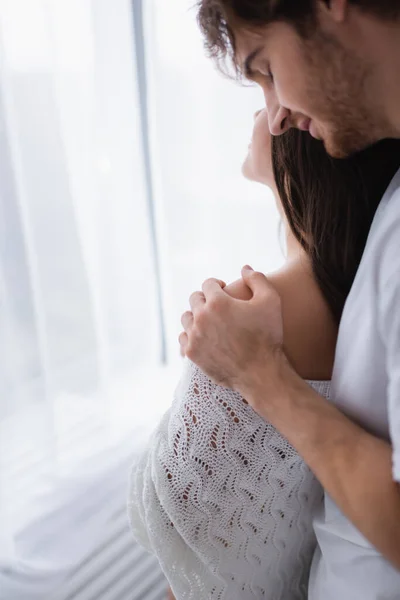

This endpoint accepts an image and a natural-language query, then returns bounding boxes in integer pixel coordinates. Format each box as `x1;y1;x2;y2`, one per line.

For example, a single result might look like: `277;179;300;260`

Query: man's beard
321;117;380;159
304;32;386;158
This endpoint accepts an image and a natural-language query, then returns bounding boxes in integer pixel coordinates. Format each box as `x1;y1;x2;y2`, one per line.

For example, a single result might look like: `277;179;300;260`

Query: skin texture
232;0;400;156
180;2;400;567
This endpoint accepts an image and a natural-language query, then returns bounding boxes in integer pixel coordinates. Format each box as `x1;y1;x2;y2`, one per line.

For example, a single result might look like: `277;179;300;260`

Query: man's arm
167;588;175;600
180;266;400;569
246;360;400;569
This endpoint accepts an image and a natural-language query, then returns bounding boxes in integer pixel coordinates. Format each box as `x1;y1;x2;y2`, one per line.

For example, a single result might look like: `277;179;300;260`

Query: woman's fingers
179;278;226;356
201;278;226;299
189;291;205;311
179;330;188;356
181;310;193;330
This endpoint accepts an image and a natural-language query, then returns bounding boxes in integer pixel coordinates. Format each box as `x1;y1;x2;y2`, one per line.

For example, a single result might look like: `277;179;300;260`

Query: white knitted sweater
129;360;330;599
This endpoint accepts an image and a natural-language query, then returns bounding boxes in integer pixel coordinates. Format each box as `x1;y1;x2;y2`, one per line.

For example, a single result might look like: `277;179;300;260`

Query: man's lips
298;118;321;140
298;118;311;132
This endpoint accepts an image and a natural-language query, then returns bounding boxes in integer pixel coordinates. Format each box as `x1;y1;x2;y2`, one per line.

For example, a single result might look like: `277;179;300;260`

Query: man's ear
318;0;348;23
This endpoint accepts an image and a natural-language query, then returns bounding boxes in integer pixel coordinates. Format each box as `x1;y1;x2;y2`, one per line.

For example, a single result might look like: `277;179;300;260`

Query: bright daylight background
0;0;283;598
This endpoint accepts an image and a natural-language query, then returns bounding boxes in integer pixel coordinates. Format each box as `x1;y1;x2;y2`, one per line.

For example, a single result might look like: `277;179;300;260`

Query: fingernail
243;265;253;271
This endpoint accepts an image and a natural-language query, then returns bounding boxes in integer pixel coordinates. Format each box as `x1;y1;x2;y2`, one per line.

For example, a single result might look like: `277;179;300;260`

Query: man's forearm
245;362;400;569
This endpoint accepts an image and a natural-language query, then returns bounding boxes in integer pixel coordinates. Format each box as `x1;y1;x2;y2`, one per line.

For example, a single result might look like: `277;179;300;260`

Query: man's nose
263;87;291;135
268;104;291;136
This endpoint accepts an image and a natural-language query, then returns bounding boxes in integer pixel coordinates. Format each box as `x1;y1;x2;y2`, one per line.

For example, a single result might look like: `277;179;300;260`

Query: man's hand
179;266;285;394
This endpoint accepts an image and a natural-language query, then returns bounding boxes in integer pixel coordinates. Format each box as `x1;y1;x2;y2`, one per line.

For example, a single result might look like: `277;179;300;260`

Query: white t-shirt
309;167;400;599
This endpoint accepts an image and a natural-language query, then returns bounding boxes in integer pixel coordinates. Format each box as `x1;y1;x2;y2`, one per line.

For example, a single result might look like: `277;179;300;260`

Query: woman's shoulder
225;266;337;381
271;265;337;381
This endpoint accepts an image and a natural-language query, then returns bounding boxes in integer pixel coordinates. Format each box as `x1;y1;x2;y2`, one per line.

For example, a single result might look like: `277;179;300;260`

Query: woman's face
242;108;274;187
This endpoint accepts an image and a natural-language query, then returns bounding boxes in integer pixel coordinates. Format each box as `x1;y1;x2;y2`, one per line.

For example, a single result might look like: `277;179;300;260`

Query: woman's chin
242;165;265;187
242;154;258;181
242;156;274;188
241;159;252;181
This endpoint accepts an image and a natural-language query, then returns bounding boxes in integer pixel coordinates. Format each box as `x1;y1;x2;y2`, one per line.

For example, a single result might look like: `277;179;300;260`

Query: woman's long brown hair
272;131;400;323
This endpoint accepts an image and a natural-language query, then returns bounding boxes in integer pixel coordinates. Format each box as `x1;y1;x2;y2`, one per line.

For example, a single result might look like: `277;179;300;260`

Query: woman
129;110;400;599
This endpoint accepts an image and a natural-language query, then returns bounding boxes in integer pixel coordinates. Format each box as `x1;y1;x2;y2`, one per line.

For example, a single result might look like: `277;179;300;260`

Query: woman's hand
222;277;254;301
178;266;285;396
179;276;253;356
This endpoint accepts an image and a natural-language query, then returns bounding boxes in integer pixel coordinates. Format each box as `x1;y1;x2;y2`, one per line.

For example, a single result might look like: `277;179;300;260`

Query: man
179;1;400;598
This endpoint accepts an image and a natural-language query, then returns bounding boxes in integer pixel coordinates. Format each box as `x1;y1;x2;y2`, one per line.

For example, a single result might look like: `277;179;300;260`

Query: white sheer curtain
0;0;283;596
0;0;162;563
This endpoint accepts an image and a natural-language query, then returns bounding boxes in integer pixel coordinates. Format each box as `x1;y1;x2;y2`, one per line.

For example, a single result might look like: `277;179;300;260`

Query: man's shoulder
373;167;400;230
366;171;400;287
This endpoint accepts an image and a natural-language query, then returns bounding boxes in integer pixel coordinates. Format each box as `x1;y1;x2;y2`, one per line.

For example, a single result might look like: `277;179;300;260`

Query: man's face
234;20;390;158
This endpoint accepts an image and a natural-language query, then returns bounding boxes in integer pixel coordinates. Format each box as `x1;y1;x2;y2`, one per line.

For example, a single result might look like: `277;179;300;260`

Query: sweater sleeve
128;359;327;599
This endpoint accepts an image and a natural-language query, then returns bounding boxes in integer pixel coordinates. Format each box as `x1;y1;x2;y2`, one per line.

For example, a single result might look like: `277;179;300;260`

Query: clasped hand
179;266;285;398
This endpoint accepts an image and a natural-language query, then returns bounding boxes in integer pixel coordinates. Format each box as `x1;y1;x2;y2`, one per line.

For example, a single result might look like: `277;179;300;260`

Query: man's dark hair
197;0;400;76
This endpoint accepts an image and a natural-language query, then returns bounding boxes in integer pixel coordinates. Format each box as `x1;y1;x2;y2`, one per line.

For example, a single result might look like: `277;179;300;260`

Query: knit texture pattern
129;360;330;599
